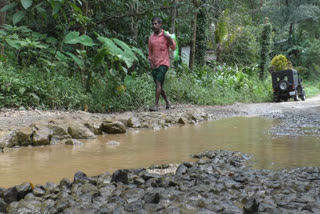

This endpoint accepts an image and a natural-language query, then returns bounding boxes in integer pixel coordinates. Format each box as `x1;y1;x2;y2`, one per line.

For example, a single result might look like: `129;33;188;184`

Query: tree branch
98;6;176;24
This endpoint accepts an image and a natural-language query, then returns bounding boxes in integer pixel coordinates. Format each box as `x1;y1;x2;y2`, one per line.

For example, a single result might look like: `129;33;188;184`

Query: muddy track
1;94;320;136
227;95;320;137
228;94;320;116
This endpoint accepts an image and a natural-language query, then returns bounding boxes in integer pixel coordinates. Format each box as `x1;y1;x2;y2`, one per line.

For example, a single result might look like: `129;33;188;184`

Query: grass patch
304;79;320;98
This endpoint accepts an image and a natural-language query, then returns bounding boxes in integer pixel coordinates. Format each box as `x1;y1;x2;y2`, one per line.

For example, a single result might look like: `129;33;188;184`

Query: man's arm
163;31;176;50
164;32;174;46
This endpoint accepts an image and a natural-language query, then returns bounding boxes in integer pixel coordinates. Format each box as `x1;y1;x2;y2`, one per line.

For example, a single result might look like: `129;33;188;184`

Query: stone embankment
0;150;319;213
0;106;239;152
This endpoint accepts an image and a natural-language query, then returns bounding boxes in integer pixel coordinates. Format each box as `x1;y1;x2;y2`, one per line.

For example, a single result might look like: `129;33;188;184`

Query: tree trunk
170;0;177;34
259;21;272;80
195;0;206;66
0;0;6;56
189;0;201;68
131;2;139;43
189;11;197;68
79;1;90;92
288;23;294;45
79;0;88;49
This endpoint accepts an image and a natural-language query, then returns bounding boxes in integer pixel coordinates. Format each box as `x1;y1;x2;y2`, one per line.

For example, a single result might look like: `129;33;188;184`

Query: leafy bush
0;63;88;109
304;79;320;98
271;55;289;71
166;63;272;105
300;39;320;79
220;26;259;65
88;73;154;112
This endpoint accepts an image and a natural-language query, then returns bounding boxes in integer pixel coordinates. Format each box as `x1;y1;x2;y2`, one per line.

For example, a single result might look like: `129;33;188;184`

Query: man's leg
150;66;170;111
160;84;170;108
150;68;160;111
155;81;162;107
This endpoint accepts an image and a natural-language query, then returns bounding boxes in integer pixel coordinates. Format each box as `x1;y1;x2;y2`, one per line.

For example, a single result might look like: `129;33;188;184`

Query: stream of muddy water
0;117;319;188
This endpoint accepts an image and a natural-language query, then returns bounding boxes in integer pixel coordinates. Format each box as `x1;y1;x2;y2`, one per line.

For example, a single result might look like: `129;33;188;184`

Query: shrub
271;55;290;71
0;62;274;112
220;26;259;66
0;63;88;109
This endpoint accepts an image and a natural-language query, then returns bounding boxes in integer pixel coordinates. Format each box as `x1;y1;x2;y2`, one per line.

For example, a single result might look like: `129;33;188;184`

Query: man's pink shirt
148;30;176;69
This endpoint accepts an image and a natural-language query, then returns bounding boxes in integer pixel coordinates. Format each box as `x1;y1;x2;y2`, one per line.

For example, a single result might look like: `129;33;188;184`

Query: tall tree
0;0;6;56
259;17;272;80
170;0;177;33
130;1;140;43
195;0;207;65
189;0;201;68
214;10;228;63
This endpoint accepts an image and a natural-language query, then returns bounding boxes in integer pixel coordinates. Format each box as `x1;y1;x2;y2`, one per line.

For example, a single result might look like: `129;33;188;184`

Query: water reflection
0;117;319;188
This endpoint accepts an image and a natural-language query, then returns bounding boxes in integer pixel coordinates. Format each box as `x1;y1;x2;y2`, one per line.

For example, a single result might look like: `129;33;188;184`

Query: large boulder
111;170;129;184
0;131;19;148
3;186;18;204
177;117;188;125
127;117;141;128
16;199;43;213
84;122;102;135
48;124;69;138
67;124;96;139
16;183;33;200
32;125;52;146
100;121;126;134
113;115;131;127
48;124;71;144
16;127;33;146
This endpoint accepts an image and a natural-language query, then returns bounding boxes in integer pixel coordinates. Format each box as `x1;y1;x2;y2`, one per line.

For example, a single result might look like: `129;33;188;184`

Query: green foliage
303;77;320;98
0;61;274;111
220;26;259;65
262;0;320;78
0;24;60;69
0;63;88;109
271;54;289;71
21;0;33;10
0;0;318;113
299;39;320;78
290;4;320;24
166;63;272;105
214;10;228;45
96;36;139;69
64;32;96;47
88;73;154;112
294;66;308;78
214;10;229;62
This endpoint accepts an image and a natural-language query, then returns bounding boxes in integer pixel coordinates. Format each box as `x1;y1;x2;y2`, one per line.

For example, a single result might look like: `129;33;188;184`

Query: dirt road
0;95;320;137
227;95;320;137
229;94;320;116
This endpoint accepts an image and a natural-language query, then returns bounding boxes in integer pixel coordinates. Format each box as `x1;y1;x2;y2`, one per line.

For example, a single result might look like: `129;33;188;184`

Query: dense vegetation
0;0;319;112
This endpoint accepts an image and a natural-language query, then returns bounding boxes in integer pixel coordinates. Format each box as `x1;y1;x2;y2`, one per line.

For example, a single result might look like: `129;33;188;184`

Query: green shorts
152;65;168;85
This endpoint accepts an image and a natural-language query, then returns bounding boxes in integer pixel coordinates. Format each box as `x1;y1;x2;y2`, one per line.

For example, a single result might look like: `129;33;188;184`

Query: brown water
0;117;319;188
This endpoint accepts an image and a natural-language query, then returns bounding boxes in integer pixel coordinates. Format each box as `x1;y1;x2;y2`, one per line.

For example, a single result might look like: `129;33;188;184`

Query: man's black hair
152;17;162;24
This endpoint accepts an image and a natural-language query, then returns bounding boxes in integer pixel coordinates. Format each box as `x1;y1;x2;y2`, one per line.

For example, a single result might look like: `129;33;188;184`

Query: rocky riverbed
0;150;320;213
0;95;320;213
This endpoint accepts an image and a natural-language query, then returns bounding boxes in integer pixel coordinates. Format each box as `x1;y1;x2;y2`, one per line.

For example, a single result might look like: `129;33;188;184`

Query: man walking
148;17;176;111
